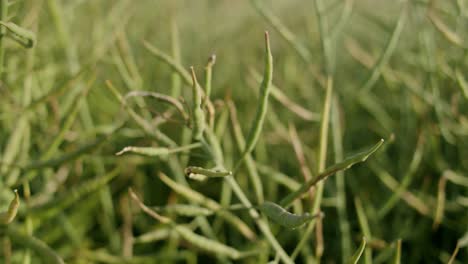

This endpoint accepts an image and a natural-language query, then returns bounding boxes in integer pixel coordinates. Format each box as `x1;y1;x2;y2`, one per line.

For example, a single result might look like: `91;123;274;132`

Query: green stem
290;75;333;260
0;0;8;80
205;126;293;264
332;96;352;261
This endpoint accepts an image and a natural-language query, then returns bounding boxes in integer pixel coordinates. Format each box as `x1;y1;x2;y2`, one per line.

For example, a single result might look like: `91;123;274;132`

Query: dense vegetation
0;0;467;263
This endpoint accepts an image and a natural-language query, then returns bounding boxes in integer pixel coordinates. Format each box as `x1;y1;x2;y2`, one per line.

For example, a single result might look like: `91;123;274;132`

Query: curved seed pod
124;91;189;122
190;67;206;140
0;21;36;48
203;54;216;107
280;139;384;208
143;40;192;85
235;31;273;170
0;190;20;224
258;201;322;229
185;166;232;178
348;237;367;264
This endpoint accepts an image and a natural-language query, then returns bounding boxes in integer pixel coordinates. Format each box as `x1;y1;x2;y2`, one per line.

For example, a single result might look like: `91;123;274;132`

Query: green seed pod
280;139;384;208
0;189;20;224
258;201;322;229
116;143;201;157
175;225;242;259
116;146;170;156
124;91;189;122
185;166;232;179
348;237;367;264
234;31;273;171
190;67;205;140
243;31;273;155
0;21;36;48
203;54;216;107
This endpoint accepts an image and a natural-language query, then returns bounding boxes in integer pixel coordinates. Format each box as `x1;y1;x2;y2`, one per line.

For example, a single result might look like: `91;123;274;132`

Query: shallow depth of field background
0;0;467;263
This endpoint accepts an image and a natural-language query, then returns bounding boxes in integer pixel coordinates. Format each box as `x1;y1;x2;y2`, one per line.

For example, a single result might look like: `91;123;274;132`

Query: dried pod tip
207;54;216;66
115;147;130;156
264;31;270;48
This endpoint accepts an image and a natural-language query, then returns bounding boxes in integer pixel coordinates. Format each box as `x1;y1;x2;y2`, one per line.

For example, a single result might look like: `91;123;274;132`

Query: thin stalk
225;176;294;264
290;76;333;260
332;96;352;261
355;197;373;264
360;3;407;93
378;134;424;218
170;18;181;98
202;123;293;263
393;239;402;264
0;0;8;80
348;237;367;264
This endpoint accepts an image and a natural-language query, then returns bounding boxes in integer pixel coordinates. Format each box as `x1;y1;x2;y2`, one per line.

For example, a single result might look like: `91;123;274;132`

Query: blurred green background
0;0;467;263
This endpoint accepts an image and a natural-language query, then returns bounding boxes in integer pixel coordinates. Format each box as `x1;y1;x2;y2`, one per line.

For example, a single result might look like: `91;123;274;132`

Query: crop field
0;0;467;263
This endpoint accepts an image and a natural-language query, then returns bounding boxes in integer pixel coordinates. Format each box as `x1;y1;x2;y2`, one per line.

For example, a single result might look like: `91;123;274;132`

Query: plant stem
0;0;8;81
205;128;293;264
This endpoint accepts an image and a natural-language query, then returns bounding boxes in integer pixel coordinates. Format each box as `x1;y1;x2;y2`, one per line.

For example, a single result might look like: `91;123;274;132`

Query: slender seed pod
124;91;189;122
244;31;272;154
190;67;205;140
0;189;20;224
0;21;36;48
203;54;216;107
134;228;171;244
116;146;170;156
280;139;384;208
116;143;201;157
235;31;273;170
204;55;217;128
4;226;65;264
185;166;232;178
258;201;322;229
348;237;367;264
